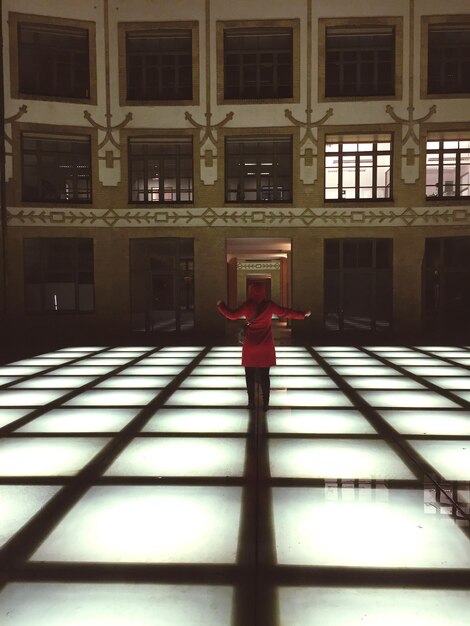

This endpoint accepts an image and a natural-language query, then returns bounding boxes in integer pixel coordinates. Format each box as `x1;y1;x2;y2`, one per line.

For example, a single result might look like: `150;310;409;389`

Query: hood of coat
248;282;267;303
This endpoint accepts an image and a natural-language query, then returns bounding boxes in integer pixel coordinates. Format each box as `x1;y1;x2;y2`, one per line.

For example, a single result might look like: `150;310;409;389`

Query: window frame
324;238;393;332
23;237;95;315
21;131;93;204
217;19;300;105
318;17;403;102
118;21;199;106
127;135;194;205
9;11;97;104
423;236;470;331
421;15;470;99
425;133;470;200
224;135;293;204
324;133;393;202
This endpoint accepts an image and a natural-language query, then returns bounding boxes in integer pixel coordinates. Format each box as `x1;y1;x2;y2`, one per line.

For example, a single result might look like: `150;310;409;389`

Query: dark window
21;134;91;203
226;137;292;203
423;237;470;331
130;238;194;332
426;137;470;199
224;28;292;99
129;137;193;204
428;27;470;94
18;22;90;99
126;30;192;100
24;238;94;313
325;27;395;97
325;136;392;200
324;238;392;331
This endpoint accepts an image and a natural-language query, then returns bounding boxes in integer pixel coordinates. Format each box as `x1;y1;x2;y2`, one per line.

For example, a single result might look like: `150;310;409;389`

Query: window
225;137;292;203
325;27;395;97
428;26;470;95
21;133;91;203
224;28;292;99
129;137;193;204
324;238;392;331
423;237;470;331
325;135;392;201
24;238;94;313
126;29;192;101
18;22;90;99
130;238;194;332
426;135;470;199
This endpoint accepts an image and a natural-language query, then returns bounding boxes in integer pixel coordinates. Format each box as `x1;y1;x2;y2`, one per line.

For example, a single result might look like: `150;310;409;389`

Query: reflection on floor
0;344;469;625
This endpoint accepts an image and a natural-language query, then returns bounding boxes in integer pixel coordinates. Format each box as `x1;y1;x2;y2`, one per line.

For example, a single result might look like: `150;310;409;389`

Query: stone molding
6;205;470;228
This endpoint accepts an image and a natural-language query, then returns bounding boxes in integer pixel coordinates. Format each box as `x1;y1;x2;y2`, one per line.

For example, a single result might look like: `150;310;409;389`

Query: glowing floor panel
17;408;139;433
0;438;110;476
0;408;32;428
378;410;470;436
272;487;470;568
267;409;376;434
142;408;249;433
269;439;415;479
105;438;246;477
278;587;470;626
0;485;61;547
408;440;470;480
0;583;233;626
30;486;242;563
1;344;469;626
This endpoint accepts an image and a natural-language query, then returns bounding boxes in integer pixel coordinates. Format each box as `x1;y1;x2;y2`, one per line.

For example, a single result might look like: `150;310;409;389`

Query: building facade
1;0;470;345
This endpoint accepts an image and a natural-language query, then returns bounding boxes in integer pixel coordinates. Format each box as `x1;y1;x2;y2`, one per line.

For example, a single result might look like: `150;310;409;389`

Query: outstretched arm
271;303;311;320
216;300;248;320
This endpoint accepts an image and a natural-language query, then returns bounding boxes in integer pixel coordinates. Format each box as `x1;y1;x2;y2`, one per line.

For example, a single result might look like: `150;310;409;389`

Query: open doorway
226;237;292;343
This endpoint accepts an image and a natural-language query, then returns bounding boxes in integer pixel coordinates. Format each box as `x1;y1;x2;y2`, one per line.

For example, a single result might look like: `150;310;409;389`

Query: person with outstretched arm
216;281;311;411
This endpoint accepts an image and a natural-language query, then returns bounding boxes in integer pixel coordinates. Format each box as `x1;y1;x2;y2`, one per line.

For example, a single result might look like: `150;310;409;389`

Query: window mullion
338;146;343;198
438;142;444;197
372;145;378;200
456;147;462;198
355;153;360;200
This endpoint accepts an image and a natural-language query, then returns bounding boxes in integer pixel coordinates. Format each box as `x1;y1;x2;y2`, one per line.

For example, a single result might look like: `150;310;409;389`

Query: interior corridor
0;344;469;625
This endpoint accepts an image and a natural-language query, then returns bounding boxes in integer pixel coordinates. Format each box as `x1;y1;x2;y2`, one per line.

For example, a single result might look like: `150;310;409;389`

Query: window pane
224;28;293;99
126;30;192;100
24;239;94;313
19;23;90;98
21;135;91;203
225;137;292;203
326;29;395;97
128;139;193;204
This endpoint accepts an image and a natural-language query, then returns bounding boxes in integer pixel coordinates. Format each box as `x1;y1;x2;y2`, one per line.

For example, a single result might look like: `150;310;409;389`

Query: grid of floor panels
0;344;469;625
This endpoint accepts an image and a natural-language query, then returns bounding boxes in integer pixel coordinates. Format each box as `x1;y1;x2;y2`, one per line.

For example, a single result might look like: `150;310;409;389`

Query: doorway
226;237;292;342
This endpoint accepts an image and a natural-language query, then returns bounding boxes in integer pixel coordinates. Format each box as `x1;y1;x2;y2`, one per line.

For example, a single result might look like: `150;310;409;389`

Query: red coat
217;299;307;367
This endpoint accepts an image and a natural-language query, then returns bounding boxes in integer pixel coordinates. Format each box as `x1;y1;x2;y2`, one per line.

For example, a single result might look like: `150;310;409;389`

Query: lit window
426;136;470;199
325;136;392;200
225;137;292;203
129;138;193;204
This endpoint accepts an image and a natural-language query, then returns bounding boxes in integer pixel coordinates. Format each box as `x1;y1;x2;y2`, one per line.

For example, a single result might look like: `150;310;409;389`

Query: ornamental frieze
6;205;470;228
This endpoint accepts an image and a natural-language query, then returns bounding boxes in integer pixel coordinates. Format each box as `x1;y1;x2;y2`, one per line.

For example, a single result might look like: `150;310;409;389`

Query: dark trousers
245;367;270;408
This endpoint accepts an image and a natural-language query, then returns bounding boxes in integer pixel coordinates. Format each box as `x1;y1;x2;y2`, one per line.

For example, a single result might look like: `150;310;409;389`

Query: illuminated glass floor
0;344;469;625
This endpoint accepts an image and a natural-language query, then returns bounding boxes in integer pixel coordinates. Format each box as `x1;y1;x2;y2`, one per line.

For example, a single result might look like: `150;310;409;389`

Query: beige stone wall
3;0;470;339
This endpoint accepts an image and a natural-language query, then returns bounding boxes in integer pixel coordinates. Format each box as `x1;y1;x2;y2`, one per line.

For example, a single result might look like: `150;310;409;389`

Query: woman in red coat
216;282;310;410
